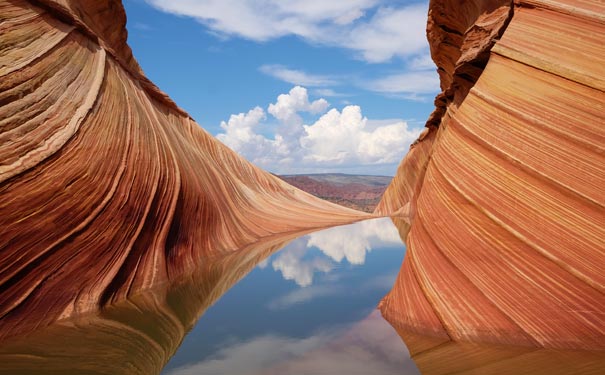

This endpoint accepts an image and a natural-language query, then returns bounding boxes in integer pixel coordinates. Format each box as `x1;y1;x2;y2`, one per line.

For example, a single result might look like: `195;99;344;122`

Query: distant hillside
279;174;392;213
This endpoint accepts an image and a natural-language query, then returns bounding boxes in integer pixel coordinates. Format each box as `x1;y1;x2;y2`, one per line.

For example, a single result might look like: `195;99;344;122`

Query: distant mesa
279;174;392;213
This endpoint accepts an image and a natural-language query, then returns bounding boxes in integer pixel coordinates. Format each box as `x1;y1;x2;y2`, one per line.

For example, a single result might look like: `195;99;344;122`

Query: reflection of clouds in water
308;229;369;264
307;218;402;265
271;238;333;287
165;311;419;375
270;218;402;286
165;335;325;375
267;284;343;310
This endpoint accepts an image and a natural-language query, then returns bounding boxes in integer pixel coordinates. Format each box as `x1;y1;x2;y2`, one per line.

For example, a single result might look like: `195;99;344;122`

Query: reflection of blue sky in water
270;217;402;286
162;218;419;375
166;311;419;375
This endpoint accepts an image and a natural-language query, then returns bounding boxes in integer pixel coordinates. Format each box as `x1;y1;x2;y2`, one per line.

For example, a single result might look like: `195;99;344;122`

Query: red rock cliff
0;229;307;374
0;0;368;339
378;0;605;351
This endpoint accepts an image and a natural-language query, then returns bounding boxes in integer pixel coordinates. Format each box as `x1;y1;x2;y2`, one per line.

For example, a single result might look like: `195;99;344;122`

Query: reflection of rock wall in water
0;231;302;375
378;0;605;351
0;0;368;340
394;331;605;375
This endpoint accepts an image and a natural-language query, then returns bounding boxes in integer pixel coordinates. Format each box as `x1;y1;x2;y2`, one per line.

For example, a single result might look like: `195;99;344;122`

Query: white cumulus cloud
216;106;290;167
268;86;330;123
216;86;422;175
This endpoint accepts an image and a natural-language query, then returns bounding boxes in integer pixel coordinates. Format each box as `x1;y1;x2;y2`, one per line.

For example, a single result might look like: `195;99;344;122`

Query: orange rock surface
378;0;605;351
395;332;605;375
2;0;604;363
0;229;308;374
0;0;368;339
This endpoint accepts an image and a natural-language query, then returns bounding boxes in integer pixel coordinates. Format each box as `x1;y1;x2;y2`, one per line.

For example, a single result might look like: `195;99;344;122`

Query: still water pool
161;217;420;374
0;218;421;375
2;217;601;374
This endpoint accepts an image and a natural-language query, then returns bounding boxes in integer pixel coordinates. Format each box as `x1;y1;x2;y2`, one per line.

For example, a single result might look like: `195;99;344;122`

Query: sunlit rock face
378;0;605;351
0;0;368;340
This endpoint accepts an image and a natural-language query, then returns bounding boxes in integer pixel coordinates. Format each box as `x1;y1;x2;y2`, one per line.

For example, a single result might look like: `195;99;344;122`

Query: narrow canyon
0;0;603;372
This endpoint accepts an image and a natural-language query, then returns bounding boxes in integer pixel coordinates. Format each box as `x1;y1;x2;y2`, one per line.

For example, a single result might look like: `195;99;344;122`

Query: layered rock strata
378;0;605;351
0;0;368;339
0;229;307;375
397;333;605;375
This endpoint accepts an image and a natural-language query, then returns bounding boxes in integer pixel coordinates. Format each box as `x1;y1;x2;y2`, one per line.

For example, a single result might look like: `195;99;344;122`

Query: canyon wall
378;0;605;351
2;0;604;359
0;0;368;339
0;229;306;374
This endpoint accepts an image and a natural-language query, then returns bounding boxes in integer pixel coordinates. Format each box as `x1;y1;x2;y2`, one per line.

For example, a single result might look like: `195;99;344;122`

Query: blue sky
123;0;438;175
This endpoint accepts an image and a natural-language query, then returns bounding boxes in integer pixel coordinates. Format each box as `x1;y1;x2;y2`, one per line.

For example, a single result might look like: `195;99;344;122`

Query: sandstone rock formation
378;0;605;352
0;0;368;339
0;229;308;374
3;0;604;367
397;334;605;375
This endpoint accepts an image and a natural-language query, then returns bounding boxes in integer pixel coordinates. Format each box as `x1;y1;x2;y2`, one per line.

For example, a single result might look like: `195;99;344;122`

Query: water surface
1;218;603;374
162;217;420;374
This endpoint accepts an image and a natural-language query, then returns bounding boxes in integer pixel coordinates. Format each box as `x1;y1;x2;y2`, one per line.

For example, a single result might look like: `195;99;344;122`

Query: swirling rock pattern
378;0;605;351
0;229;306;375
395;332;605;375
0;0;368;340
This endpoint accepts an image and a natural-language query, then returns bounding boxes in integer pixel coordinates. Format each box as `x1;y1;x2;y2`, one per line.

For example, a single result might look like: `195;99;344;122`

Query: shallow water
0;218;420;375
1;217;604;374
161;217;420;374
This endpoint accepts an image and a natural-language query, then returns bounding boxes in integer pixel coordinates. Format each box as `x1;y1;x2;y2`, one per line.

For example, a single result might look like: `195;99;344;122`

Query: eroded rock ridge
378;0;605;351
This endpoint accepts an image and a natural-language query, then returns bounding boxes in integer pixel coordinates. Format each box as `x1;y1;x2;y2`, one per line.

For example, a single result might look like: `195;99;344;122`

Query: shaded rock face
388;330;605;375
0;0;368;339
0;230;306;375
378;0;605;351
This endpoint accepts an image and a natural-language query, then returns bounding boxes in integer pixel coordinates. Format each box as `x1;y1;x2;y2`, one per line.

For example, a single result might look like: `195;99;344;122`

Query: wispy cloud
344;4;429;63
259;64;337;87
144;0;429;63
259;53;439;102
363;69;439;101
313;88;351;97
132;22;153;31
165;334;328;375
409;53;436;70
268;284;343;310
